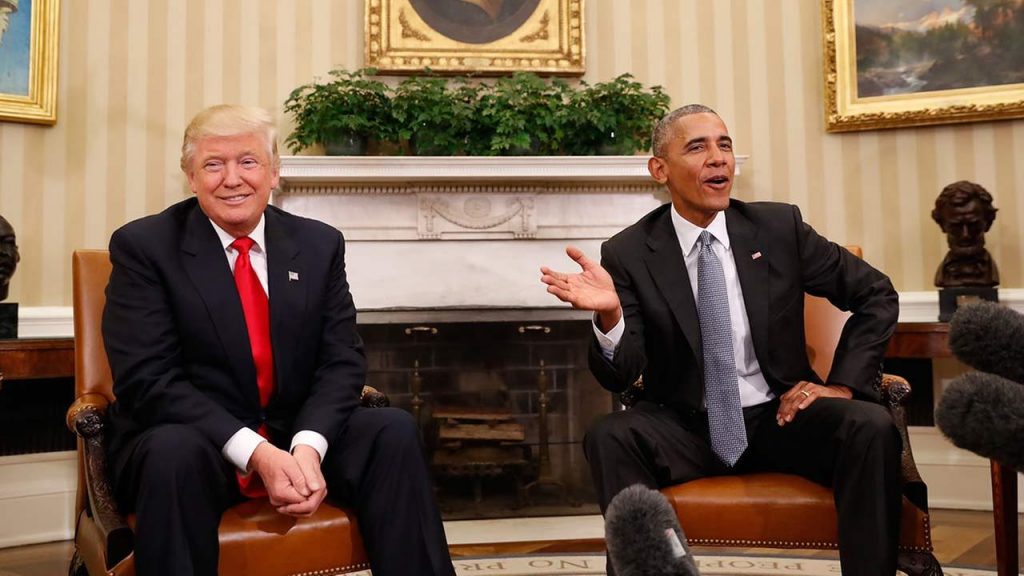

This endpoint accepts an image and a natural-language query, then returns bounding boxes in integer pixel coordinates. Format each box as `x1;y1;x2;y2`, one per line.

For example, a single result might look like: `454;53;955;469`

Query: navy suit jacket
103;197;367;476
589;199;898;412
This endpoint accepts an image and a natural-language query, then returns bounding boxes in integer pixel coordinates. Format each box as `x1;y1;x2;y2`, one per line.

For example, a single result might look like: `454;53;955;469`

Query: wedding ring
799;390;811;399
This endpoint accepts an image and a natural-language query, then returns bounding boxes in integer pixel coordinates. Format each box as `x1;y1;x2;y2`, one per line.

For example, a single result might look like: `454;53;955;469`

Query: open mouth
703;175;730;189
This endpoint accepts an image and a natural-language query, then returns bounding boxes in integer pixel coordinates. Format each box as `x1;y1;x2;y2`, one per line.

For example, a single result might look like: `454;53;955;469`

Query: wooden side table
885;322;951;359
0;337;75;387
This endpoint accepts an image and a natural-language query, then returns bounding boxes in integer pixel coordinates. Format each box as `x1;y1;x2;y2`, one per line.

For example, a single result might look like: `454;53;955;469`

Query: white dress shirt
210;216;328;472
594;209;775;407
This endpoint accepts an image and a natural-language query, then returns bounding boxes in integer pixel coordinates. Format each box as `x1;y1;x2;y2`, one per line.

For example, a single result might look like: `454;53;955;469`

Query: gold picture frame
365;0;584;75
0;0;59;125
823;0;1024;132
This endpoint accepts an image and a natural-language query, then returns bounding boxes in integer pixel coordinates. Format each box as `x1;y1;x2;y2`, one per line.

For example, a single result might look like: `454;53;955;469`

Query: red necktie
231;236;275;498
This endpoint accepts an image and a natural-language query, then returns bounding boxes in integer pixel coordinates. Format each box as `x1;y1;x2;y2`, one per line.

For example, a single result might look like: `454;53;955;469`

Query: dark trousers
585;398;903;576
114;407;454;576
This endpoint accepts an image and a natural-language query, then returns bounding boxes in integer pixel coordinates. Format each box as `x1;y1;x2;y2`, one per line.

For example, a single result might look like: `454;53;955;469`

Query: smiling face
186;132;279;237
647;112;735;228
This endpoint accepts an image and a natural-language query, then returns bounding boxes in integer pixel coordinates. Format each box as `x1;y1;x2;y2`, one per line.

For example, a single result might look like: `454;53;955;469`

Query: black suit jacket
103;198;367;476
589;200;898;411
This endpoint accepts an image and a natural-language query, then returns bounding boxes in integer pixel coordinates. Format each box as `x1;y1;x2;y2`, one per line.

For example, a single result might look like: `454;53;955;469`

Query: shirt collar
209;215;267;254
670;207;730;256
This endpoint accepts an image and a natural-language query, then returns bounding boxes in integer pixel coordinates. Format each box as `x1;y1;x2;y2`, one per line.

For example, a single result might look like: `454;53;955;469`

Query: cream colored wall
0;0;1021;306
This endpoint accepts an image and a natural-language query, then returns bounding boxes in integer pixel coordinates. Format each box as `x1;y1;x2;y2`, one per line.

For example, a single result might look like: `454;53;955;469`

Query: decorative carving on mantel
419;194;536;239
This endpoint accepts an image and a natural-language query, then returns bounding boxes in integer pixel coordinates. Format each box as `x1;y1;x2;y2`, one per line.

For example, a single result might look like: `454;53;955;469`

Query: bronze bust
932;180;998;288
0;213;19;302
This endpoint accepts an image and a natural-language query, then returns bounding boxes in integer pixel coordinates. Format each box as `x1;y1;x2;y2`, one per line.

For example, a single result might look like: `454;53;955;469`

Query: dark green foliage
391;72;480;156
563;74;671;155
474;73;573;155
283;68;392;154
284;68;671;156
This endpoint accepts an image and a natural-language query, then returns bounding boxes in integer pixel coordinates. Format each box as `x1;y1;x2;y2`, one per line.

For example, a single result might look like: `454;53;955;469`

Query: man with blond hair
103;105;454;576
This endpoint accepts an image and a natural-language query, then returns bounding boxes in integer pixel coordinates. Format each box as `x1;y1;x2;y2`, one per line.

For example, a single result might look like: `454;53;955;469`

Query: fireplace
275;155;746;518
359;318;609;518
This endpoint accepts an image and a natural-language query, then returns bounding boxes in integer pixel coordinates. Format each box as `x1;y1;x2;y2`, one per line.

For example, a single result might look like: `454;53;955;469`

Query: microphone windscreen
605;484;700;576
935;372;1024;472
949;302;1024;383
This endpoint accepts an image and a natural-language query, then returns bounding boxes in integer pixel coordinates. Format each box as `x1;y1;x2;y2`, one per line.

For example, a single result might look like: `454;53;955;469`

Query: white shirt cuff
593;311;625;361
291;430;328;463
222;427;267;473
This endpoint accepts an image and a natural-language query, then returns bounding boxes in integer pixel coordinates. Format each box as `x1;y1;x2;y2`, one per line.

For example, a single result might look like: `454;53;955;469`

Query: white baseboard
908;427;1021;511
0;451;76;548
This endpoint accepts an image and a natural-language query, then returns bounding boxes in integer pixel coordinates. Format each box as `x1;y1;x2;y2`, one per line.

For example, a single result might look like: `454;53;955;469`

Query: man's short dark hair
650;104;719;157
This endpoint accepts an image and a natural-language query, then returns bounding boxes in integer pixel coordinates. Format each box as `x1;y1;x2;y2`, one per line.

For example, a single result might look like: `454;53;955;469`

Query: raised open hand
541;246;621;328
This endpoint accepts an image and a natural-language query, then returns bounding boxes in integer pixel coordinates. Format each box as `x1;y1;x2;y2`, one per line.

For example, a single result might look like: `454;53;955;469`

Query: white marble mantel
273;155;737;314
274;155;748;315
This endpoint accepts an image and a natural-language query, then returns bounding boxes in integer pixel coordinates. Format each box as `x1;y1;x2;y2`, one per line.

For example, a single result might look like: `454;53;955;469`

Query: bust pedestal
938;287;998;322
0;302;17;339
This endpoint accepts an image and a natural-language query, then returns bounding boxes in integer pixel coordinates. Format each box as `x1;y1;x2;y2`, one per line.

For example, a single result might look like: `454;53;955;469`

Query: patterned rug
348;554;1000;576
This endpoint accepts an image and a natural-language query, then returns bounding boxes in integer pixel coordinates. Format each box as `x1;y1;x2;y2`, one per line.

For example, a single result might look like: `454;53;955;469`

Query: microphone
935;371;1024;472
604;484;700;576
949;302;1024;383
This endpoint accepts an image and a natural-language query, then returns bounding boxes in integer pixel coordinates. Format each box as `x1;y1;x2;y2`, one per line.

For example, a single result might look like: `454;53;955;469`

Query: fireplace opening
360;317;612;520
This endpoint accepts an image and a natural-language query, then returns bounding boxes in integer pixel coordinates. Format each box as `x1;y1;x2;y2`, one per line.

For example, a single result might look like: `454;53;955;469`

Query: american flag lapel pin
288;271;299;281
751;251;762;260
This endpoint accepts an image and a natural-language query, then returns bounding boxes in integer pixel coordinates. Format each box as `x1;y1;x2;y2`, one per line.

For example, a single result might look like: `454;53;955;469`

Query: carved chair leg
897;551;943;576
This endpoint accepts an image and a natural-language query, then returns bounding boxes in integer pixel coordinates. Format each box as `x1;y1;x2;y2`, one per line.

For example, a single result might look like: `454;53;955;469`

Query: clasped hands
541;246;853;426
248;442;326;517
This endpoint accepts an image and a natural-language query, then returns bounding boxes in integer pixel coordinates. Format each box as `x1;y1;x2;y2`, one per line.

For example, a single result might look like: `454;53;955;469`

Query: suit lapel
181;204;258;404
725;207;771;361
265;209;305;394
643;210;701;361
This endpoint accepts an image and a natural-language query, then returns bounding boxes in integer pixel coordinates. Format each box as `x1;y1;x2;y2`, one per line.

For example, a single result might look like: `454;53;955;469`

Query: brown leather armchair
67;249;386;576
622;247;943;576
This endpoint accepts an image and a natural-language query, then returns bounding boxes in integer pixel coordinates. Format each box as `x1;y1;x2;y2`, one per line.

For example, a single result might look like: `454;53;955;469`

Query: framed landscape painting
0;0;59;125
365;0;584;75
823;0;1024;132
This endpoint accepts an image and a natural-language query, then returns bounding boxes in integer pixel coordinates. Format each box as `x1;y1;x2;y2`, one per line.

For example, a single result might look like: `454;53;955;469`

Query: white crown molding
278;154;749;185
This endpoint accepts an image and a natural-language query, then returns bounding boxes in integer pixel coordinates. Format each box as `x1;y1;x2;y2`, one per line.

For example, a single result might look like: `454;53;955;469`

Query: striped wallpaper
0;0;1021;306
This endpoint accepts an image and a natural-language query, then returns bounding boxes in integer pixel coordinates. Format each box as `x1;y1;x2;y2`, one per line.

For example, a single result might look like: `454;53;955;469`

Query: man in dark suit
541;105;901;575
103;104;454;576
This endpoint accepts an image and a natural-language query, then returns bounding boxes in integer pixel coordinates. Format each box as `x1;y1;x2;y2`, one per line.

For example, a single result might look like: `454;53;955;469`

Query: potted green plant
564;74;671;155
474;72;571;156
283;67;394;155
391;72;480;156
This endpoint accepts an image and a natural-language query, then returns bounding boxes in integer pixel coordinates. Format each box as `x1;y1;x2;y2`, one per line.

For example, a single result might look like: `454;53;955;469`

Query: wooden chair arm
360;385;390;408
66;393;110;433
68;402;134;569
880;373;929;511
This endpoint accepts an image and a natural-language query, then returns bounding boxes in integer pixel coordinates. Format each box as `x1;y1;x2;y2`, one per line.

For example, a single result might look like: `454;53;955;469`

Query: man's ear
648;156;668;184
185;169;198;195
